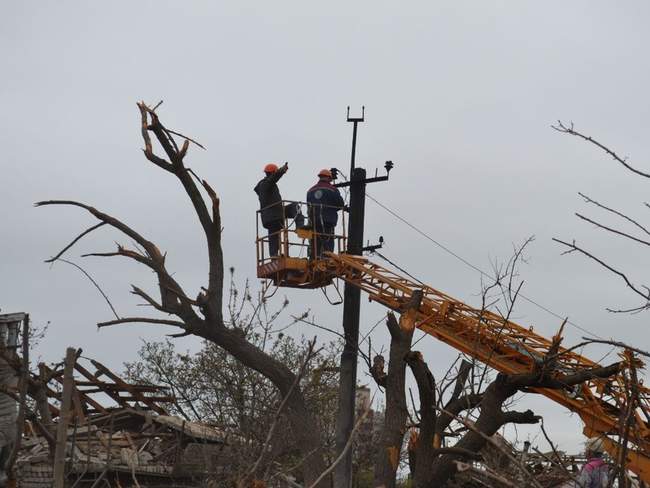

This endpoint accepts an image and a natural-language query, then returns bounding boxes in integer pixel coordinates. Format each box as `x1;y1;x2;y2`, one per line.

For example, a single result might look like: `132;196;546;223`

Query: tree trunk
425;374;535;487
405;352;436;488
373;291;423;488
202;323;328;487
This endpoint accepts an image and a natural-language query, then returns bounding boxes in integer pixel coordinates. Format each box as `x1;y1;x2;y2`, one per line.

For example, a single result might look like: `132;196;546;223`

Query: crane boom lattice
256;201;650;481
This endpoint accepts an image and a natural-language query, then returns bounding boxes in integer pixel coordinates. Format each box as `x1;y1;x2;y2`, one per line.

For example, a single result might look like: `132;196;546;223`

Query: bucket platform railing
255;200;347;288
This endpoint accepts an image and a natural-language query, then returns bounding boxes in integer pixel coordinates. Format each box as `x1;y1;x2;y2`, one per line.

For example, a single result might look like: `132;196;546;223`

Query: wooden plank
71;387;86;424
90;359;168;415
43;364;108;415
0;313;26;324
116;396;174;403
70;363;118;412
74;381;165;391
53;347;76;488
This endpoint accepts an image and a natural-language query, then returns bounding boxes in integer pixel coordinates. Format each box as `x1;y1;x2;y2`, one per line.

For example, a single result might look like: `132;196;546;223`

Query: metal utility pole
333;107;392;488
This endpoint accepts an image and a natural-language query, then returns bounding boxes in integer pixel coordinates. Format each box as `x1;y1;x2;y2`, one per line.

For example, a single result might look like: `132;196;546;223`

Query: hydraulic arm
322;253;650;481
255;202;650;481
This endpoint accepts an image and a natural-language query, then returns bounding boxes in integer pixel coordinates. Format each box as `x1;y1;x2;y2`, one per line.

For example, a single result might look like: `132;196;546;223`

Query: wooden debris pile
14;354;228;488
447;436;581;488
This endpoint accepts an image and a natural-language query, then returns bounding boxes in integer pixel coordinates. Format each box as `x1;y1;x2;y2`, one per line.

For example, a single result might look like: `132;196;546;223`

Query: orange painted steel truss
320;253;650;480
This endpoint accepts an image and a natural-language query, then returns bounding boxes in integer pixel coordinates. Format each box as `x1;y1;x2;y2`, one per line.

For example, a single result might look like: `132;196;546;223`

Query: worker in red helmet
254;162;288;257
307;168;344;258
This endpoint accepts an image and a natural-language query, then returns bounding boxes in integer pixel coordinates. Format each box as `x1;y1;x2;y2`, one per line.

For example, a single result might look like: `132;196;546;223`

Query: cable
412;331;428;348
373;250;426;286
360;315;387;346
364;191;605;340
335;169;603;339
367;193;491;279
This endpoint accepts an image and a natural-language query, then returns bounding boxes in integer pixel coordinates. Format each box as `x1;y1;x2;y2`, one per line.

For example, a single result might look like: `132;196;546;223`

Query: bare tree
124;277;341;486
552;120;650;313
37;102;330;486
552;120;650;486
368;238;623;488
405;344;620;487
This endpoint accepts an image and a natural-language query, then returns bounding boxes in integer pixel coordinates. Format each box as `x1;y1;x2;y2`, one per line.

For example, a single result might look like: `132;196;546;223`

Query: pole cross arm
335;175;389;188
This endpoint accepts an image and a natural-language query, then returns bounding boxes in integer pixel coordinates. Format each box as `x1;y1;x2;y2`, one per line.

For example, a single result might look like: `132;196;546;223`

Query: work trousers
312;222;335;258
265;220;283;257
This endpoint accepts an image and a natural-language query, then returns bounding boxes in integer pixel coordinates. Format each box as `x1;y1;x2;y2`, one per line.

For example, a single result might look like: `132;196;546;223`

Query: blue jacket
306;180;345;226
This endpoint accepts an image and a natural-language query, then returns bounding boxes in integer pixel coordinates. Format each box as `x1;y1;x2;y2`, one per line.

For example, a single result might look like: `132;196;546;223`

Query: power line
335;169;603;339
373;250;425;286
360;315;387;346
364;191;604;340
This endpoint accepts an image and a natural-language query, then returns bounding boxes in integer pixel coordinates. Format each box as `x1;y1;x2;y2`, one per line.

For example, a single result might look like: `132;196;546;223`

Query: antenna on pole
346;106;365;174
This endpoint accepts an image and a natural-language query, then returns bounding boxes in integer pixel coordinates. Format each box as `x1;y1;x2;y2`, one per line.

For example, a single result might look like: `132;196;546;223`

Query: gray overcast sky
3;1;650;453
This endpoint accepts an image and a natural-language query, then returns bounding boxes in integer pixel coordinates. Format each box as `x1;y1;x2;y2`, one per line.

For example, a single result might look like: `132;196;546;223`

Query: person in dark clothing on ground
306;169;345;258
254;162;288;257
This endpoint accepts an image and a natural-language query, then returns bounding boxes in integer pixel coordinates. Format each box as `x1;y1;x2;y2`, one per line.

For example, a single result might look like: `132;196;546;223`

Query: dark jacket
254;167;287;227
306;180;345;226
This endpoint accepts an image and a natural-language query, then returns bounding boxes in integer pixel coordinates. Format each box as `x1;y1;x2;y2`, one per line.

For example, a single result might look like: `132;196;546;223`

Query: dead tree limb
552;120;650;179
405;350;621;487
38;102;329;486
45;222;107;263
97;317;187;328
56;259;120;320
553;237;650;310
575;212;650;248
554;122;650;315
579;192;650;238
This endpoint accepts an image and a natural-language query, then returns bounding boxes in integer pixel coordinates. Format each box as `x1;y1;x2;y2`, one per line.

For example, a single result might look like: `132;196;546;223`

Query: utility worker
254;162;288;257
306;169;344;258
575;438;609;488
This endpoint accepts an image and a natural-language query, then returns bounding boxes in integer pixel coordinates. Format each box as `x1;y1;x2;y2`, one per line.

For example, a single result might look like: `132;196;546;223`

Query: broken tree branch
97;317;187;329
575;212;650;248
579;192;650;238
434;405;545;488
45;222;107;263
56;259;120;320
553;237;650;304
552;120;650;179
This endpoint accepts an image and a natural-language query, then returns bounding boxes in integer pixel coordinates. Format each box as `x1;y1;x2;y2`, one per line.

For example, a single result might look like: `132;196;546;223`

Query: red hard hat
264;163;279;174
318;168;332;178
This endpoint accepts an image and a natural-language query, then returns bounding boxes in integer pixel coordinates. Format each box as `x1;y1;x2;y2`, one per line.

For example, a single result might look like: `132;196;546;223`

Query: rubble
13;355;228;487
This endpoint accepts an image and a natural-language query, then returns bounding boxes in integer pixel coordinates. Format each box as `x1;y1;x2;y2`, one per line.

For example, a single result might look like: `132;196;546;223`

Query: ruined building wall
0;315;21;487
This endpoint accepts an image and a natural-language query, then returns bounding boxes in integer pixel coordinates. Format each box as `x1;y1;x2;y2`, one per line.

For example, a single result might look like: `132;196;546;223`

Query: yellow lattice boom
255;204;650;480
